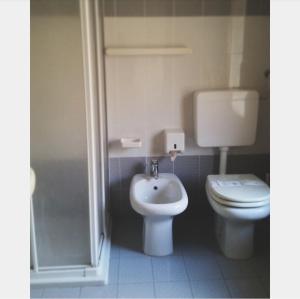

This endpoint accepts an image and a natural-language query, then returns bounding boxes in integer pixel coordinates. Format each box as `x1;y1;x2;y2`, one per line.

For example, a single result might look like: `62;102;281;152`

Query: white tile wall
104;16;269;158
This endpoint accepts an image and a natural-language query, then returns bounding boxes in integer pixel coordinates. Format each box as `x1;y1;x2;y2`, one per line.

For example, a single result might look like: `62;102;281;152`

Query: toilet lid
207;174;270;204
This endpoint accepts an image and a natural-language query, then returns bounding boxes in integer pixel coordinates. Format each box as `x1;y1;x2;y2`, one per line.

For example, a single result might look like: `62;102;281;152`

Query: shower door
31;0;104;271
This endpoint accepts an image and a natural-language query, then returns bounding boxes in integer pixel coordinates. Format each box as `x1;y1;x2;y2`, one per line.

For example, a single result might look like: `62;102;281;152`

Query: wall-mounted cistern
150;159;159;179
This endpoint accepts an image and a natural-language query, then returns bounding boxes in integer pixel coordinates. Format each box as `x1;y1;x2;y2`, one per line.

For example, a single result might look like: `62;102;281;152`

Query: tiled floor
31;216;270;298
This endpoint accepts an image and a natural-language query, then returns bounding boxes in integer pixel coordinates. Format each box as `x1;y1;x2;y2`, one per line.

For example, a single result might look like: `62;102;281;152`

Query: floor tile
172;243;184;256
118;283;155;298
43;287;80;298
154;281;193;298
119;246;145;258
253;256;270;279
261;277;270;298
184;256;222;280
119;256;153;283
113;225;144;258
190;279;230;298
80;285;118;298
216;255;258;279
30;287;44;298
226;278;268;298
109;258;119;284
180;240;218;257
118;236;143;256
110;244;120;259
152;256;188;282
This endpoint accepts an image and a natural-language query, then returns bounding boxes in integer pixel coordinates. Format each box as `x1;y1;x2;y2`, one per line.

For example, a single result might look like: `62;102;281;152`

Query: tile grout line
214;254;233;298
256;275;270;298
78;285;82;298
253;256;270;296
112;225;121;298
40;287;45;299
150;256;156;298
184;258;195;298
116;253;121;298
181;254;195;298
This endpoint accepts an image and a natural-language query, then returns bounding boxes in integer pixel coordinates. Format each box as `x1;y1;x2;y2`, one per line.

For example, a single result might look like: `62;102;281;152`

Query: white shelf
105;47;192;56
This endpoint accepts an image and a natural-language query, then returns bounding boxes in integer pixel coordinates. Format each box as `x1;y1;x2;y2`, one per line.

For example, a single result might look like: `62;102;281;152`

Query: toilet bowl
130;173;188;256
205;174;270;259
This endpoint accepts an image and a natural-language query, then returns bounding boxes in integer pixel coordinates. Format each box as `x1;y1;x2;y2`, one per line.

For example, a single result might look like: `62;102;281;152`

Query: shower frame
30;0;110;286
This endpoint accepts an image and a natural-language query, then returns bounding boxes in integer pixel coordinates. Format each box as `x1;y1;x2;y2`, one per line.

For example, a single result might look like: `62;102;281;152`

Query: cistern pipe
219;147;229;175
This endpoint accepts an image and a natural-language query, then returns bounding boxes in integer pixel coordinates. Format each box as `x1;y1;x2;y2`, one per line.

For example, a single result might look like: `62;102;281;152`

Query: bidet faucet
150;159;159;179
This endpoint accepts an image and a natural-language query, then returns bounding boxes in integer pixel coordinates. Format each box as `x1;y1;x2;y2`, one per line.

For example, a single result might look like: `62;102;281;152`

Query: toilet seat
208;188;269;208
206;174;270;208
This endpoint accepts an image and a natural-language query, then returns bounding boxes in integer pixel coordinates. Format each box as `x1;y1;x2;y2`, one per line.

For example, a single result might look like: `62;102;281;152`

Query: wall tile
230;0;247;16
116;0;145;17
203;0;231;16
146;0;173;17
109;158;122;215
246;0;270;16
199;155;219;204
174;0;202;16
119;157;146;215
260;0;270;15
103;0;269;17
146;156;173;175
174;155;199;201
227;154;270;180
104;0;115;16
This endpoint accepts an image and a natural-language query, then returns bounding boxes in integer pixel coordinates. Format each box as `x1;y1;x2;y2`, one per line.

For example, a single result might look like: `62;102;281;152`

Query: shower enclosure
30;0;110;285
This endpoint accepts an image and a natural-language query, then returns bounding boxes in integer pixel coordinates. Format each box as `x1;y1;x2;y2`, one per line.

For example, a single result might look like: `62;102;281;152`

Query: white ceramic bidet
130;173;188;256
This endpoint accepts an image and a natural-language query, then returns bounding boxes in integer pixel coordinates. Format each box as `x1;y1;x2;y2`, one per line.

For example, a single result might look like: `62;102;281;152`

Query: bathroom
29;0;271;298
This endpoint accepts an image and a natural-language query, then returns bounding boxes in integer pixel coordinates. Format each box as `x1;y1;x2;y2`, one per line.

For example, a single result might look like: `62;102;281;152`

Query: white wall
104;16;270;157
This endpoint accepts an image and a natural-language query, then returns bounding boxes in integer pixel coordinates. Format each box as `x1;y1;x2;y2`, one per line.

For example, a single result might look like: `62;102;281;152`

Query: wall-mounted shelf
105;47;192;56
121;138;142;148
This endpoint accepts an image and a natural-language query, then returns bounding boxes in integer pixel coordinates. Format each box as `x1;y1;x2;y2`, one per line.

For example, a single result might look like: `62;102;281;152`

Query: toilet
206;174;270;259
193;89;270;259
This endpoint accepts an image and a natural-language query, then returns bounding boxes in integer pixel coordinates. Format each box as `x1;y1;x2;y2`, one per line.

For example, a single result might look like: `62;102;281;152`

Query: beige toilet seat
208;188;269;208
206;174;270;208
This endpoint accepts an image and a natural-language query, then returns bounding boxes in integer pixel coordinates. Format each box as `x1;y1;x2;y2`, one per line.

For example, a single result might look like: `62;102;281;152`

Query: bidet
130;173;188;256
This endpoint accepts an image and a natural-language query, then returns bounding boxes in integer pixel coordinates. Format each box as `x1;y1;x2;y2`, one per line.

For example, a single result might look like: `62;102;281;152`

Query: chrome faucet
150;159;159;179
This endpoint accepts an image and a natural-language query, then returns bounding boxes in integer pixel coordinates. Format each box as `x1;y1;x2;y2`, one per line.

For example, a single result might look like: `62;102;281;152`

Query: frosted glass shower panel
31;0;90;267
